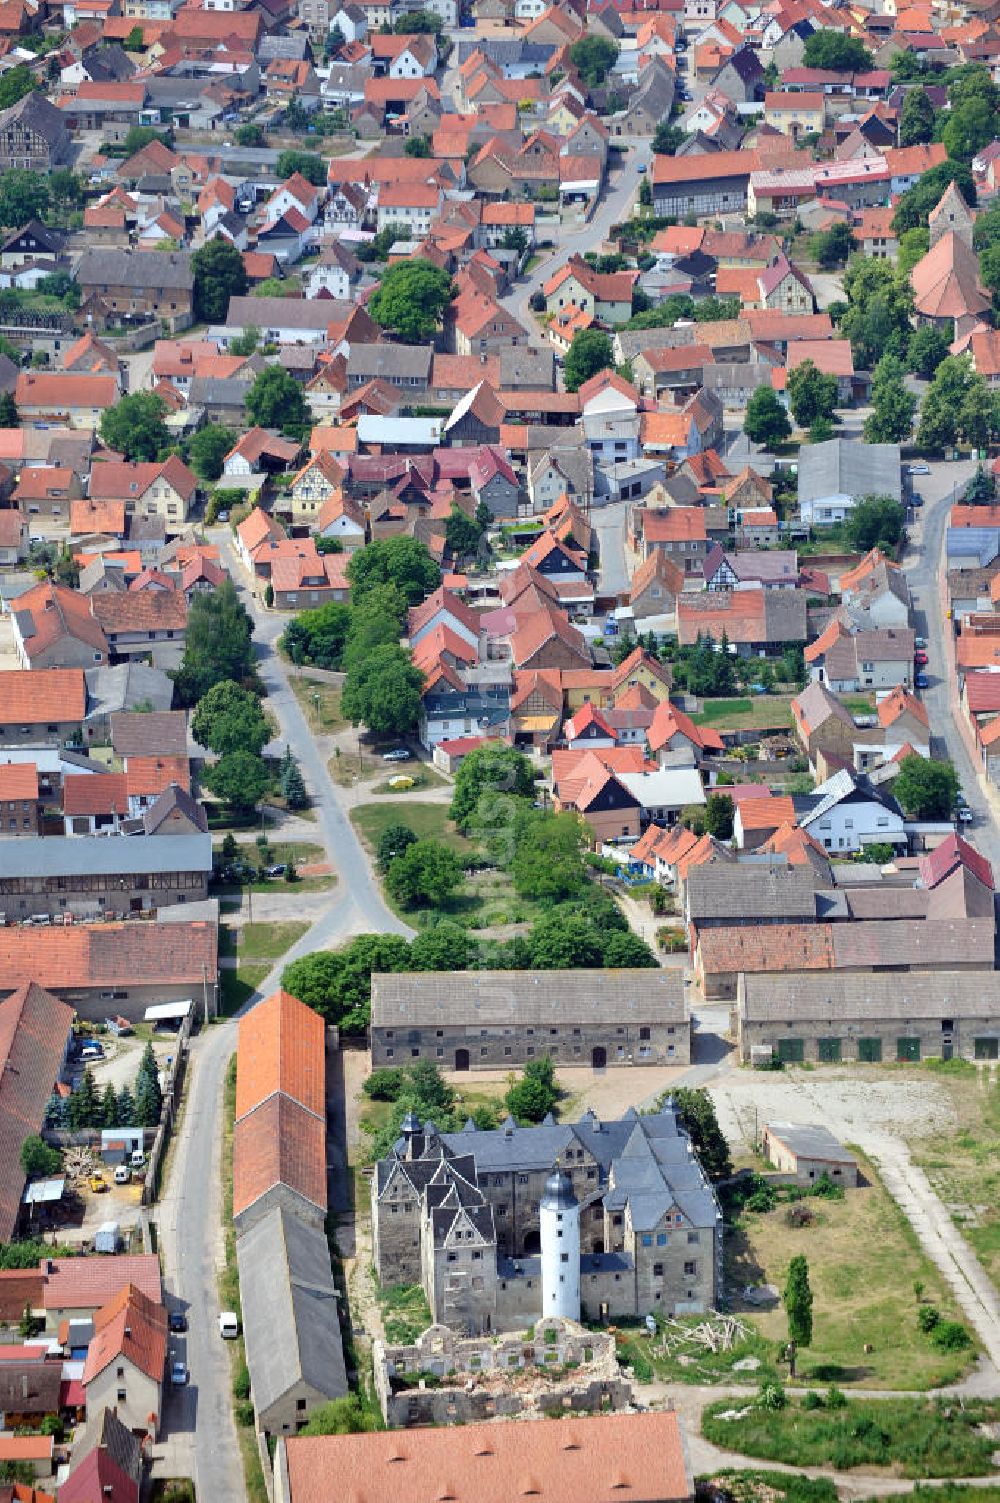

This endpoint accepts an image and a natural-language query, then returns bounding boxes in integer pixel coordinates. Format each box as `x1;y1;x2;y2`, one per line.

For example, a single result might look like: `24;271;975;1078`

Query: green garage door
776;1038;805;1064
975;1037;1000;1060
858;1037;882;1063
818;1037;842;1062
897;1037;921;1062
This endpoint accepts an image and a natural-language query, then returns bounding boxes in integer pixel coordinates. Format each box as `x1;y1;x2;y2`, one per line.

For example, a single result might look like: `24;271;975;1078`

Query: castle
371;1103;722;1334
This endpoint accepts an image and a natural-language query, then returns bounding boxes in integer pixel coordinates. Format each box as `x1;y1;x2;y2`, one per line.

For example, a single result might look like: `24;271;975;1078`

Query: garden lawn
726;1156;976;1389
288;674;346;733
351;801;475;857
211;841;336;893
219;963;269;1018
371;765;449;794
236;920;309;961
378;1282;432;1343
701;1395;1000;1477
689;697;795;731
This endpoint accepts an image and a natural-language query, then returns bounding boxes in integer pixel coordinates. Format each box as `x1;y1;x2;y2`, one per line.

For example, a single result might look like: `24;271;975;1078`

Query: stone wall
374;1318;634;1427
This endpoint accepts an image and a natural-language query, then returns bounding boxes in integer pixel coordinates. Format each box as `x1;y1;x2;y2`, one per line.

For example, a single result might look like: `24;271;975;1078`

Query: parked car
914;651;928;665
169;1310;187;1333
114;1165;130;1185
217;510;230;523
219;1312;240;1339
915;673;929;688
171;1361;189;1386
382;748;411;762
915;636;928;649
910;492;923;507
80;1042;104;1060
908;462;931;475
266;864;286;877
957;805;975;823
637;163;647;173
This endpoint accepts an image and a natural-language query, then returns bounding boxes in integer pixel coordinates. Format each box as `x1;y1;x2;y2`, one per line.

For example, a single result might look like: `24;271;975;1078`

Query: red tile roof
236;989;326;1122
232;1092;327;1222
83;1283;167;1385
41;1254;161;1314
0;669;86;726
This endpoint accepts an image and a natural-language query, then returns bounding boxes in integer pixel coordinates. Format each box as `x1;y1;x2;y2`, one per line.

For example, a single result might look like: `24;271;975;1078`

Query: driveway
154;531;411;1502
591;499;631;595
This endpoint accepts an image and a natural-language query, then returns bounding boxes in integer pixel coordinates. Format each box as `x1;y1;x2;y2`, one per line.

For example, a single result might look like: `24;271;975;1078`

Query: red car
914;651;928;666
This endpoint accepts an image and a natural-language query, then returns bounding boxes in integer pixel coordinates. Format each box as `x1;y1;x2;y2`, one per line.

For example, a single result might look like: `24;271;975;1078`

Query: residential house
82;1285;166;1439
59;1408;142;1503
0;94;70;172
543;254;637;325
629;550;684;620
797;767;907;854
0;668;87;748
791;679;857;772
798;438;901;526
15;374;118;430
11;582;108;670
677;590;808;653
75;249;194;330
806;620;915;692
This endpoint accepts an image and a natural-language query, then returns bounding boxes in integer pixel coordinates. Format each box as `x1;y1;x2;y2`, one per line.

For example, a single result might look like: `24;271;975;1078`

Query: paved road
155;533;410;1502
903;457;1000;869
500;138;653;330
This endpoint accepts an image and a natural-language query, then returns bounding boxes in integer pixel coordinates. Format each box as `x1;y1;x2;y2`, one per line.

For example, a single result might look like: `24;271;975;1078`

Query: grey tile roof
0;833;211;879
347;343;434;381
76;248;193;292
371;969;685;1027
84;666;174;722
236;1207;347;1419
741;970;1000;1022
686;861;820;921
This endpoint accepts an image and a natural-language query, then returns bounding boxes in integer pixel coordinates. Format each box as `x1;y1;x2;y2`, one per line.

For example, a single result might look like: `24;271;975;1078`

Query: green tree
409;922;474;971
802;32;871;69
275;150;327;185
67;1069;100;1130
174;578;256;705
564;328;614;393
19;1135;62;1179
897;226;930;276
245;365;310;440
528;913;604;970
236;122;265;147
893;161;975;233
505;1056;559;1123
100;1082;119;1129
135;1044;163;1127
230;326;260;357
451;743;535;829
376;823;417;874
669;1087;732;1180
186;422;231;481
893;754;959;818
908;323;950;380
445;505;483;559
942;95;995;161
844;494;905;552
743;386;791;449
511;810;588;902
122;125;171;156
283;934;412;1031
568;34;619;86
346;536;439;608
0;66;37;111
811;221;855;269
299;1395;378;1436
192;680;270;757
0;169;49;227
341;644;423;737
0;392;18;428
385;838;463;908
99;391;168;462
342;594;408;674
601;930;658;966
368;260;453;343
783;1253;813;1370
652;121;687;154
864;354;917;444
916;353;993;452
191;237;248;323
840;257;914;369
404;133;432;157
787;360;838;429
203;749;270;812
899;86;936;146
704;792;734;841
280;749;308;809
116;1084;137;1128
280;600;354;670
963;464;995;506
394;6;442;27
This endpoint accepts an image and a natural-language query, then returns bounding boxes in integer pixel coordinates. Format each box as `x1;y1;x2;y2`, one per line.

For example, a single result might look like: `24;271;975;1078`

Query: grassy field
219;963;269;1018
236;920;310;961
377;1282;433;1343
702;1395;1000;1477
351;800;475;857
288;674;346;734
724;1155;977;1390
328;748;387;787
690;697;796;731
909;1066;1000;1288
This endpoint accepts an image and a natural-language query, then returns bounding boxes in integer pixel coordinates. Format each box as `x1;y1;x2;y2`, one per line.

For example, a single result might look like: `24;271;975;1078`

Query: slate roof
236;1207;347;1419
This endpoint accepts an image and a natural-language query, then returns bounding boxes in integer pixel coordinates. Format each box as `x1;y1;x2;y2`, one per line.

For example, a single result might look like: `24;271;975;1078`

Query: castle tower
540;1167;580;1322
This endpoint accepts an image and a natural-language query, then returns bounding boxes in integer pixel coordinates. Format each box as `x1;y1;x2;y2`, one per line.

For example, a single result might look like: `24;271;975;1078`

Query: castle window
657;1233;667;1246
653;1263;663;1277
641;1235;652;1246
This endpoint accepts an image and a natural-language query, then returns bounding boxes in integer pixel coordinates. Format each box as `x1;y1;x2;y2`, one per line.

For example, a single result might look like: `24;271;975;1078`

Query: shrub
233;1360;250;1400
758;1382;786;1410
931;1321;971;1351
364;1068;406;1102
235;1399;255;1426
918;1305;941;1333
826;1386;847;1409
802;1390;825;1410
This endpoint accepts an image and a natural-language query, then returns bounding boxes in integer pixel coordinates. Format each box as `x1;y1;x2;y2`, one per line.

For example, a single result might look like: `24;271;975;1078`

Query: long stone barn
736;971;1000;1065
369;969;689;1071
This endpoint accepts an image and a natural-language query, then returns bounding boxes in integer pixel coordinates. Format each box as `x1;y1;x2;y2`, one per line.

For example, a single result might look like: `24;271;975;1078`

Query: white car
908;462;931;476
382;748;411;762
171;1361;189;1386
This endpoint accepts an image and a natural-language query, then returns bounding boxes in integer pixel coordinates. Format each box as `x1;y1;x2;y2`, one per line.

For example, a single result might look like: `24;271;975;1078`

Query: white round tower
540;1167;580;1322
